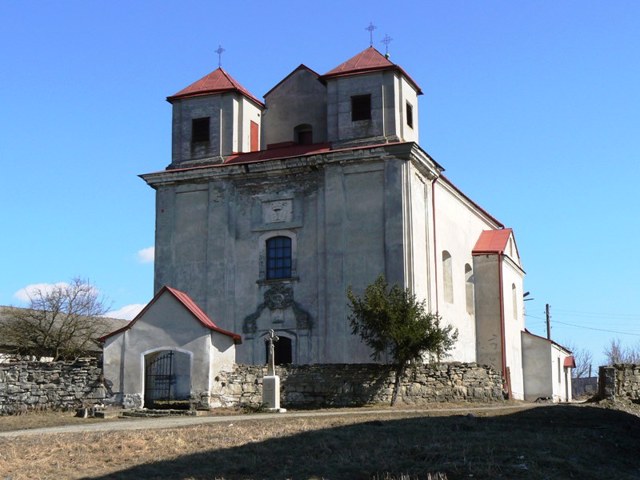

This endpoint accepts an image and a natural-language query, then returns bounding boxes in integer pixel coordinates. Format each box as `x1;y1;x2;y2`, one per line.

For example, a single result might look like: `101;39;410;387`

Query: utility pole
546;303;551;340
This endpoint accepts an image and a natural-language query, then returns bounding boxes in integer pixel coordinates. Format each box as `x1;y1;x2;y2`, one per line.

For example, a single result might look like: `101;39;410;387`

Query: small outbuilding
522;330;575;402
101;286;241;409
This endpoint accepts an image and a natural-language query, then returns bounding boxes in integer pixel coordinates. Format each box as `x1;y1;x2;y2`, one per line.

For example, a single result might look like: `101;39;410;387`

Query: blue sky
2;1;639;368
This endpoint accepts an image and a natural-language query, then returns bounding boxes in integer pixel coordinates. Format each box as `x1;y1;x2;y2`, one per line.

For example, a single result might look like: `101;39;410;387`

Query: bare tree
0;278;110;361
603;338;640;365
564;342;593;378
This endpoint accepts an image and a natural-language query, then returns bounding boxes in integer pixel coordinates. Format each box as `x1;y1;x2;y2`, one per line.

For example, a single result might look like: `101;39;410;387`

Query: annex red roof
100;285;242;344
321;47;422;94
472;229;514;255
167;67;264;107
564;356;576;368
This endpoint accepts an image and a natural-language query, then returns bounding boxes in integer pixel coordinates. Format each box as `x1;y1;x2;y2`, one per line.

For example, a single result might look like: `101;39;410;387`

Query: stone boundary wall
0;359;106;415
598;364;640;401
212;362;503;408
1;361;503;414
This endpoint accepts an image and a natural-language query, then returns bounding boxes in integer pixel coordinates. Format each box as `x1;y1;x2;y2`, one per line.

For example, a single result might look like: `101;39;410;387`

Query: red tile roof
167;68;264;107
322;47;422;94
472;229;514;255
224;142;332;165
564;356;576;368
100;285;242;344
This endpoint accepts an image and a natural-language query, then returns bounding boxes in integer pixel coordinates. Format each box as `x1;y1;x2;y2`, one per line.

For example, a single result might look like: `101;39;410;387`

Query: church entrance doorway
265;336;292;365
144;350;191;409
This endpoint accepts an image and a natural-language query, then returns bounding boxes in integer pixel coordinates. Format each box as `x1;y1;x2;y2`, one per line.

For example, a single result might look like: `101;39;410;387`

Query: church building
141;46;527;399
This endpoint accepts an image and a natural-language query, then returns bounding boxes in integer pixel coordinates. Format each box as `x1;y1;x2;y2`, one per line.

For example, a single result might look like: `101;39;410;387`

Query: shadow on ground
83;405;640;480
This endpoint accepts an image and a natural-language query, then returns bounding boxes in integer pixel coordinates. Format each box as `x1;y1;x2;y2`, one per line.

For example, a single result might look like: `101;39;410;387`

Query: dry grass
0;410;118;433
1;402;640;479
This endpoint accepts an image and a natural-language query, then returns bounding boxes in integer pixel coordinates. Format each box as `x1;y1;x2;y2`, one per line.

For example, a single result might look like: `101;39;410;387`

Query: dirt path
0;403;537;438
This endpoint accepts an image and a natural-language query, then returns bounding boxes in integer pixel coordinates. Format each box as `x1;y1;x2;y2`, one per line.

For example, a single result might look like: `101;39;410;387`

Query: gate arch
143;349;192;409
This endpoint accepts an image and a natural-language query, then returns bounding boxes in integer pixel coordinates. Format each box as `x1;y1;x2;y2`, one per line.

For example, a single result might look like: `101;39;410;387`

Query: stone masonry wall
212;362;503;408
598;364;640;401
0;361;503;413
0;359;106;415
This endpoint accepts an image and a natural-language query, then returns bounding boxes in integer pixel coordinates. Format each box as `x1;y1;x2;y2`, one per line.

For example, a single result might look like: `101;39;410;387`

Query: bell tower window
406;102;414;129
351;94;371;121
192;117;210;143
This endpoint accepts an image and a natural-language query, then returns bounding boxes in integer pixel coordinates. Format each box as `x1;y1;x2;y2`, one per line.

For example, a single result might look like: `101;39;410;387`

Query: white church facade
140;47;529;399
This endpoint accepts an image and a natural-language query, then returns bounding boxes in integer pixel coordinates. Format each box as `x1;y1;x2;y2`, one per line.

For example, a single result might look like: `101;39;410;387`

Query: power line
551;319;640;337
550;308;640;320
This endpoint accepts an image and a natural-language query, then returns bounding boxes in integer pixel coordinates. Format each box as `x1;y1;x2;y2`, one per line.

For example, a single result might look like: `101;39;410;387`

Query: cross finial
215;44;225;68
381;34;393;57
365;22;377;46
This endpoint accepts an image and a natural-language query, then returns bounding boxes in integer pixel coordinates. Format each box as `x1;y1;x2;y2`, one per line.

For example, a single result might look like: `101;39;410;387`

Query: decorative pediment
243;285;312;334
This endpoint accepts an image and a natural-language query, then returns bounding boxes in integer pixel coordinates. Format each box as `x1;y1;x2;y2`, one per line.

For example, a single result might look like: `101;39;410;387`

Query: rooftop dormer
167;68;264;168
320;47;422;147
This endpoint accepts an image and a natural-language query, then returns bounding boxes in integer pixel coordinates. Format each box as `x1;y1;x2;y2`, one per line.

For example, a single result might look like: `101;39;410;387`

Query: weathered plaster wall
212;362;503;408
0;359;105;415
262;68;327;146
153;149;411;366
170;93;262;166
501;257;525;399
522;331;552;400
434;180;502;363
473;254;502;370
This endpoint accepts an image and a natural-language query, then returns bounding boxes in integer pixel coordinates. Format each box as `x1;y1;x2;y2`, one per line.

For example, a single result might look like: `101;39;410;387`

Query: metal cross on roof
381;34;393;56
215;44;225;68
365;22;377;46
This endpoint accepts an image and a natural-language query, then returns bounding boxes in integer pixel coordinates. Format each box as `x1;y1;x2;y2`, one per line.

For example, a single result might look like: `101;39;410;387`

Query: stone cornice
140;142;443;188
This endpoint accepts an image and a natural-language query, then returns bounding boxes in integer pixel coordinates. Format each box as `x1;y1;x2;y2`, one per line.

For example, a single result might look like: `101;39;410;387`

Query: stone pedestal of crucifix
263;329;286;412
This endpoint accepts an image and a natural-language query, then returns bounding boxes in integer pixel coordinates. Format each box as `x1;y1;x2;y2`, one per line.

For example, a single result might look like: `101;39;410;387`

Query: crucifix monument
262;329;286;412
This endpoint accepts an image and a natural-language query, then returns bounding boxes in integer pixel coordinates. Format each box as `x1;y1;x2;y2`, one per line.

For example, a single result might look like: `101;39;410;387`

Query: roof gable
167;68;264;107
321;47;422;94
472;228;520;259
523;329;572;355
264;64;322;98
100;286;241;343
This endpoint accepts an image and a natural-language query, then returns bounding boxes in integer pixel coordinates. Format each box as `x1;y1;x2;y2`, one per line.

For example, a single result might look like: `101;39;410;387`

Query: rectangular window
351;94;371;121
266;236;292;280
406;102;414;128
192;117;210;143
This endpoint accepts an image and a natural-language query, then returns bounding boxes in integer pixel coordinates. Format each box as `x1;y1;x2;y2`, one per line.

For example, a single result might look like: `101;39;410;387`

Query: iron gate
144;351;176;408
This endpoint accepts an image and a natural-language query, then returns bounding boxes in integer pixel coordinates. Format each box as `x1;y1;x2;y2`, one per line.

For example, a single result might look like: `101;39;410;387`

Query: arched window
512;284;518;320
266;236;292;280
442;251;453;304
294;124;313;145
465;264;474;314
